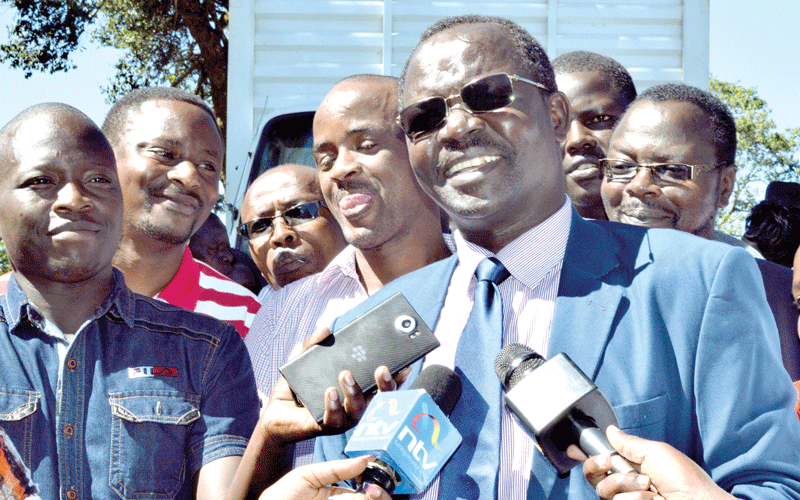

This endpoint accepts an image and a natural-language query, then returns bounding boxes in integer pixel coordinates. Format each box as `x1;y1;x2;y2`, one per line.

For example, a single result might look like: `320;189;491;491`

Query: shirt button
63;424;74;437
66;358;78;370
66;488;77;500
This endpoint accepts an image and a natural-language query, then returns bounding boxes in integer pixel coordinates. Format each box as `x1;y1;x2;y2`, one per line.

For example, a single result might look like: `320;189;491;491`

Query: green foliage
0;0;229;139
0;241;10;274
711;76;800;236
0;0;94;76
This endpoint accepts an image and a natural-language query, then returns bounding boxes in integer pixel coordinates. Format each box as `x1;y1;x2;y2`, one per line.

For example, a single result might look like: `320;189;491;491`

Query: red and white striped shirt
155;247;261;338
419;198;572;500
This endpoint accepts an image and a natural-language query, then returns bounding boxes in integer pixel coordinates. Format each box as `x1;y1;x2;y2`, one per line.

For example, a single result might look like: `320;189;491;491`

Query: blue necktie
440;256;509;500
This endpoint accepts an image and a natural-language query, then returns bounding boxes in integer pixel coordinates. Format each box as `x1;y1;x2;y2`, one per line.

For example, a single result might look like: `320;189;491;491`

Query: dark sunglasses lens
462;74;513;112
249;218;272;236
400;97;447;139
286;202;321;221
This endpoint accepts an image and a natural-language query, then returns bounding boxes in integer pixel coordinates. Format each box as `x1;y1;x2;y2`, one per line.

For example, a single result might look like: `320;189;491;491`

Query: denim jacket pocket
0;388;40;467
109;392;200;500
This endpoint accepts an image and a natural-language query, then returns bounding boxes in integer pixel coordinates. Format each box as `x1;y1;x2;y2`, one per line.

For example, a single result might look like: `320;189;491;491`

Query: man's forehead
404;24;518;99
557;71;619;103
318;83;396;125
610;100;715;158
10;114;114;165
243;171;320;217
617;101;708;139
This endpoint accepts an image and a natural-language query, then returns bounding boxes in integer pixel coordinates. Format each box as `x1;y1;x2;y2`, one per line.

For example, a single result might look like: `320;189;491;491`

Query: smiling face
601;99;736;238
402;23;568;250
240;165;346;289
557;70;631;219
0;108;123;284
112;99;222;247
313;78;438;250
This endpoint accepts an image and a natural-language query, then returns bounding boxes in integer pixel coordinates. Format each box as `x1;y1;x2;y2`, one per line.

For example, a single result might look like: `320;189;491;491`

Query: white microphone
494;343;637;476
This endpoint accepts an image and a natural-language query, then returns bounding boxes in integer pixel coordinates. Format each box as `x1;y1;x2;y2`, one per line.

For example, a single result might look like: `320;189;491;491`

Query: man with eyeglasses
315;15;800;500
552;51;637;221
238;163;347;298
104;87;261;338
600;83;752;250
601;83;800;406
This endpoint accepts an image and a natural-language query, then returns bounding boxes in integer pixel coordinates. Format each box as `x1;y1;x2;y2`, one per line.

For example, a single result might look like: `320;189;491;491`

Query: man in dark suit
315;14;800;500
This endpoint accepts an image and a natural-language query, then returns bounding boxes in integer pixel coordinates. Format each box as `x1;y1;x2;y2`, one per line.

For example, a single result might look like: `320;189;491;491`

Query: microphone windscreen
410;364;462;416
494;343;545;390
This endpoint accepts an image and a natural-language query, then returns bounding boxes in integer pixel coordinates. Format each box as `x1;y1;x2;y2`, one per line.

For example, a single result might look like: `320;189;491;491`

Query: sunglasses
237;201;325;239
399;72;549;142
599;159;723;184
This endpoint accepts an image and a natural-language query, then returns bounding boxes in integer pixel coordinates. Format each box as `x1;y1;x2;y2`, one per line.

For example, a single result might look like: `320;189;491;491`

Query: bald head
242;164;322;217
239;164;346;289
0;103;114;176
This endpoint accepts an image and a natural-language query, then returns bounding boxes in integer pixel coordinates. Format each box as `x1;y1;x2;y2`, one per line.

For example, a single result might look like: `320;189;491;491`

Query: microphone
344;364;463;494
494;343;637;476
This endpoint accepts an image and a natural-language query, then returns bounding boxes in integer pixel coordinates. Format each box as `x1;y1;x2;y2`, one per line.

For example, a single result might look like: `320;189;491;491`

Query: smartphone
279;292;440;423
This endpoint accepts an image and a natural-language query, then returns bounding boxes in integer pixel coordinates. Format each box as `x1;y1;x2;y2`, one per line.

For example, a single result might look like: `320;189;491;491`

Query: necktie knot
476;256;510;285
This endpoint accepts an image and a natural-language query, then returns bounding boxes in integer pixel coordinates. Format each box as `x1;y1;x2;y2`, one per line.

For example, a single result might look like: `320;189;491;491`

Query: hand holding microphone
344;365;463;495
494;343;639;476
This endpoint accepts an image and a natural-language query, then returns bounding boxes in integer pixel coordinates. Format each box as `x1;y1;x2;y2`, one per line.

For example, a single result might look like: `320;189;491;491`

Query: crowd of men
1;13;799;500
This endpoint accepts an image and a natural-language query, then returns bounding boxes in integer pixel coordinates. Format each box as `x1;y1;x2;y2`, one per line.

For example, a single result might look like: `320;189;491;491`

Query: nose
564;120;598;156
436;104;484;143
53;182;92;213
328;149;363;183
269;217;298;248
167;160;201;191
624;167;662;198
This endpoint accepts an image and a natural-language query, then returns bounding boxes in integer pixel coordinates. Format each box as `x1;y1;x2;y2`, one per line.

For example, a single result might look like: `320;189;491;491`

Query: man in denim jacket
0;103;259;499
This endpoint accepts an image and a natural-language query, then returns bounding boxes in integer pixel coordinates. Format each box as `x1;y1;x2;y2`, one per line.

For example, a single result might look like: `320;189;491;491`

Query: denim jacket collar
2;268;136;332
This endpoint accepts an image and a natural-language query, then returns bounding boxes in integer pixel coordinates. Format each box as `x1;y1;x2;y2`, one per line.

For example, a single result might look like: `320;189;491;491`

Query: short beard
140;219;193;246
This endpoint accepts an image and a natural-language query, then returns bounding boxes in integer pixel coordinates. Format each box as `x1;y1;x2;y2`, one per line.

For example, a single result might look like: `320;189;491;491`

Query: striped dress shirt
418;197;572;500
245;245;369;467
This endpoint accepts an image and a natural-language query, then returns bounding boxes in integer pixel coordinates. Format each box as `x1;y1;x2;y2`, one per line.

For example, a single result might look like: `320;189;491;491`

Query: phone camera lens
394;315;416;333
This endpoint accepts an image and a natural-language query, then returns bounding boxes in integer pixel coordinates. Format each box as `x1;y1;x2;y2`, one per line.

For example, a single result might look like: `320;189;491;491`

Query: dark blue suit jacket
317;211;800;499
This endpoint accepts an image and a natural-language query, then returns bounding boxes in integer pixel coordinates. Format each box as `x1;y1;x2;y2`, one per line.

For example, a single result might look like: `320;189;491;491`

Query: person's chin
274;265;316;288
617;212;675;229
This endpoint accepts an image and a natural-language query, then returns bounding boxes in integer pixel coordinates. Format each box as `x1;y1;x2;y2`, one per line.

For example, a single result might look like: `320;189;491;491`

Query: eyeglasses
237;201;325;239
599;158;724;184
398;72;549;142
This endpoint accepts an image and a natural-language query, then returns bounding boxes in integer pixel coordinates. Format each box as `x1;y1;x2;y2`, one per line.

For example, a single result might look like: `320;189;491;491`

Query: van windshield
251;111;315;182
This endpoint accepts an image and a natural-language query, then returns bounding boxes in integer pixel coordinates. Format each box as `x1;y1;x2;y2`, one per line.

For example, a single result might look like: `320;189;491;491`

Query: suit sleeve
694;247;800;498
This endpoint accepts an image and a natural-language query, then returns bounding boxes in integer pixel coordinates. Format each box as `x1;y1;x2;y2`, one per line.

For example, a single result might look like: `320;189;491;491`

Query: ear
547;91;571;143
716;164;737;208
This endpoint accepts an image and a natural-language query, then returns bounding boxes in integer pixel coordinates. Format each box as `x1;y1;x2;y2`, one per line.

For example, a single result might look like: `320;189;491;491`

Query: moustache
332;179;375;204
148;185;204;206
618;198;678;218
437;136;515;169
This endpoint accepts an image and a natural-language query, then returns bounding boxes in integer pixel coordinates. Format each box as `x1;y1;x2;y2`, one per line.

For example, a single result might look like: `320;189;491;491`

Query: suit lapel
547;212;629;380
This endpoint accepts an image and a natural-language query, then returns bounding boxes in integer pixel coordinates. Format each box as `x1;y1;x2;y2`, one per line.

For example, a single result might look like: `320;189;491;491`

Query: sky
1;0;798;133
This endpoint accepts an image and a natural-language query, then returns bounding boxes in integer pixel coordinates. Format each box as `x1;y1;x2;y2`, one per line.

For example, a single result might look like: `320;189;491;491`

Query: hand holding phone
280;293;440;423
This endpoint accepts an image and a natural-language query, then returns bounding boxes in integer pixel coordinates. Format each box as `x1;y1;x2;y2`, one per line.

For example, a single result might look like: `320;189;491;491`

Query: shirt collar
319;245;361;284
452;196;572;288
2;268;136;333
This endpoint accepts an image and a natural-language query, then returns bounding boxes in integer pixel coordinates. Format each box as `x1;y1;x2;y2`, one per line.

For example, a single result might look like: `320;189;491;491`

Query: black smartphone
279;292;440;423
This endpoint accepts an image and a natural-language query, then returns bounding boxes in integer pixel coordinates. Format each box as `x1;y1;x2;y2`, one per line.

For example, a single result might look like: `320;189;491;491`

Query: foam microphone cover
410;363;462;415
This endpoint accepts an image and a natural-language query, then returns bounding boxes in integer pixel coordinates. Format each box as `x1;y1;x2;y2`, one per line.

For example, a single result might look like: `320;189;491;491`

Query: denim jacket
0;269;259;500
